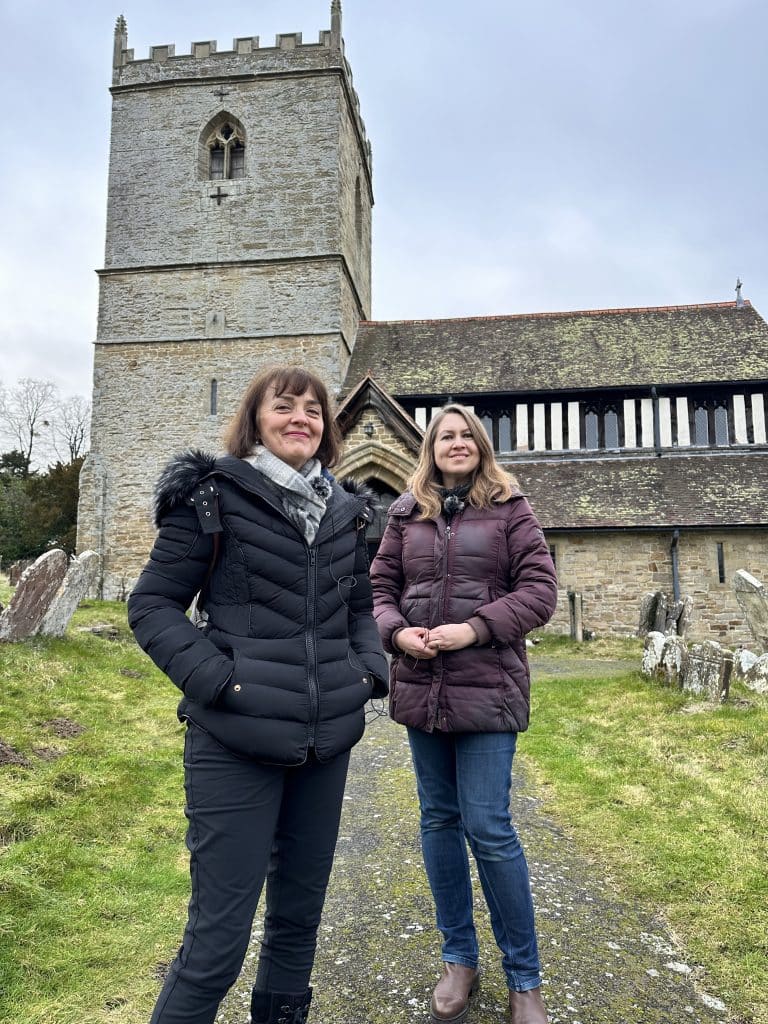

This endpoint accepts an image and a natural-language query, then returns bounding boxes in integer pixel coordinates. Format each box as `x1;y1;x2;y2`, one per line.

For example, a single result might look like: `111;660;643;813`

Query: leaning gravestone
0;549;68;642
38;551;100;638
664;599;684;635
639;592;692;637
742;654;768;695
683;641;732;702
638;593;659;635
641;631;665;678
732;570;768;652
660;635;688;688
652;592;668;633
733;648;759;679
676;595;694;638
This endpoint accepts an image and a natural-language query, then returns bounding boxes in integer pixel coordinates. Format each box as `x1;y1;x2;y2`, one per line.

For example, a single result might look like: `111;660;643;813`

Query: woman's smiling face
256;385;324;469
433;412;480;487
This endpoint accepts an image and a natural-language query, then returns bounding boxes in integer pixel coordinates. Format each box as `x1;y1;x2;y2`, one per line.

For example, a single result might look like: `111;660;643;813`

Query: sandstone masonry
78;6;371;597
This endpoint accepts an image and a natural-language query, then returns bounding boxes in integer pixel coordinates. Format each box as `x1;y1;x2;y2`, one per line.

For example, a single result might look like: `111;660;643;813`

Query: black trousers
150;723;350;1024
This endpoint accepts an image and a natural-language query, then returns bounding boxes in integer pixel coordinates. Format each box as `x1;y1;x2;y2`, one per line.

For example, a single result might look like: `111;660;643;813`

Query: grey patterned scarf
244;445;332;544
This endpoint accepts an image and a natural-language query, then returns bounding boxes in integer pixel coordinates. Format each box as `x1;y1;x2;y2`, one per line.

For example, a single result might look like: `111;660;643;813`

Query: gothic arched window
604;406;620;448
585;409;599;450
479;412;494;446
694;403;710;445
714;401;730;446
498;414;512;452
200;116;246;181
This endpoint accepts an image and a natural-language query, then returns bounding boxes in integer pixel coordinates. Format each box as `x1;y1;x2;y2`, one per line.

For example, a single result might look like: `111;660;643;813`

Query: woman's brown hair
409;403;517;520
223;366;342;468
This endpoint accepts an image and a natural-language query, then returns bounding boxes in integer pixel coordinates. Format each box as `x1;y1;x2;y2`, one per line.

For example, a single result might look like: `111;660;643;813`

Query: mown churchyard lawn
0;592;765;1024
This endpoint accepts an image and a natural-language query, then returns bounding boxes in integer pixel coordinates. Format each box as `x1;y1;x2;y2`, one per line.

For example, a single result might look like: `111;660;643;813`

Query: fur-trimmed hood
153;450;378;528
153;449;218;527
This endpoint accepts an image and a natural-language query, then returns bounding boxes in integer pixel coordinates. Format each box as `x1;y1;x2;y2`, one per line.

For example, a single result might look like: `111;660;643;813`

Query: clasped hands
395;623;477;660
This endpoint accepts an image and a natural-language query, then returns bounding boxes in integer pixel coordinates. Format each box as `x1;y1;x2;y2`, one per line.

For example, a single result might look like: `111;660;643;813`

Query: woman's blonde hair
409;403;517;520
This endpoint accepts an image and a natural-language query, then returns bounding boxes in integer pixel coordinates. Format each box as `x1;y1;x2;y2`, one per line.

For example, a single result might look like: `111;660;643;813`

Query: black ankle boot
249;988;313;1024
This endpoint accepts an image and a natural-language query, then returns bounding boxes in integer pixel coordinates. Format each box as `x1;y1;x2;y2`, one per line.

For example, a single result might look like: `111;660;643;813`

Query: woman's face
257;385;324;469
433;412;481;487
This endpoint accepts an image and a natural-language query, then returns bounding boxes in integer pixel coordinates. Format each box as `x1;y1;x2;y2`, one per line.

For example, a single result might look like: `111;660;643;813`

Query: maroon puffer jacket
370;491;557;734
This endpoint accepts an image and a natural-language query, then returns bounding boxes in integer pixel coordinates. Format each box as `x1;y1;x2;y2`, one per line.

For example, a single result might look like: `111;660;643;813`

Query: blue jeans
407;728;542;992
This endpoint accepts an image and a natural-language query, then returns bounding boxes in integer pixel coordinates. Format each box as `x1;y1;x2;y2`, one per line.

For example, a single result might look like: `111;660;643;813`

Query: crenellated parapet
111;5;370;173
113;31;340;74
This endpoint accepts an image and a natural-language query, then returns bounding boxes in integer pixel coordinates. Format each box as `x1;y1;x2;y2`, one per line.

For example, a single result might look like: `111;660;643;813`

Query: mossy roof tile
347;302;768;396
513;451;768;529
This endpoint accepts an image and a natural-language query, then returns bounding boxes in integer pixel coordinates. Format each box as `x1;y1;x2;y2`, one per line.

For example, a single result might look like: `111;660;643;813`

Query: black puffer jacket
128;451;388;764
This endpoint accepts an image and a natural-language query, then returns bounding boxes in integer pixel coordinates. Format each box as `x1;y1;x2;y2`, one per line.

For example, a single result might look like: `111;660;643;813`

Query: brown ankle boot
429;963;480;1023
508;986;547;1024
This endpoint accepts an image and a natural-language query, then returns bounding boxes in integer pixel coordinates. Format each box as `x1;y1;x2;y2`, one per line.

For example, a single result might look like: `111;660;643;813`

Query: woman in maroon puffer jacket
371;403;557;1024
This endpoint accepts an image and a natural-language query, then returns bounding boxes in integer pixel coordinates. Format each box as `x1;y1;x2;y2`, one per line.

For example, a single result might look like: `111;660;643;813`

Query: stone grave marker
652;592;668;633
733;648;758;680
0;549;68;642
677;595;694;638
743;654;768;695
638;593;659;635
660;635;688;688
639;591;692;637
683;640;732;702
38;551;100;638
732;570;768;652
641;631;665;677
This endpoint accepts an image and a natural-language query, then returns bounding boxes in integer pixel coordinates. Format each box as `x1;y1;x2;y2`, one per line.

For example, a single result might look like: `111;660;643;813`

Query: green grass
0;600;188;1024
2;610;766;1022
525;634;768;1023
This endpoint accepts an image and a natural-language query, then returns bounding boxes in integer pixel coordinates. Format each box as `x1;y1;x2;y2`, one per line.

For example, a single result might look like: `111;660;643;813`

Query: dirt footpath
216;704;734;1024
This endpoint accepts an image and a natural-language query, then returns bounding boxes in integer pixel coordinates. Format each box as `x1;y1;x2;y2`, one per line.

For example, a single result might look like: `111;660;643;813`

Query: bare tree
51;394;91;463
0;378;58;475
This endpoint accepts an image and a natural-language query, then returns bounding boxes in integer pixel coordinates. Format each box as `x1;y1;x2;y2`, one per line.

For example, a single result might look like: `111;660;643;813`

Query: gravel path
214;692;736;1024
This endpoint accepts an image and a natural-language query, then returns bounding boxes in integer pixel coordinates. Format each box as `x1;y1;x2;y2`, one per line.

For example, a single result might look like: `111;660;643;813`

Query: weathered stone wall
545;529;766;643
105;74;341;269
338;94;372;317
97;261;350;343
80;23;372;597
337;411;415;493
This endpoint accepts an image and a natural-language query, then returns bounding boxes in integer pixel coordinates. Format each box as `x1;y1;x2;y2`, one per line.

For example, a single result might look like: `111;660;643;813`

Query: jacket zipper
305;546;320;746
432;514;461;730
214;472;363;748
440;514;460;631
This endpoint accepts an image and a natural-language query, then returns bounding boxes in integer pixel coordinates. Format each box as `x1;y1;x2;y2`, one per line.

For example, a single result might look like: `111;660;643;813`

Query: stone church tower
77;3;372;597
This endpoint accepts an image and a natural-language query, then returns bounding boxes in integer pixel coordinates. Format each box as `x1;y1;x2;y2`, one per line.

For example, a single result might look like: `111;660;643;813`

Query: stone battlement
117;31;336;66
110;8;369;163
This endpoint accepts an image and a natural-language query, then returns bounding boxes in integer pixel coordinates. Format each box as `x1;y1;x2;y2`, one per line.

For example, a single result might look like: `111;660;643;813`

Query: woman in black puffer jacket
128;365;387;1024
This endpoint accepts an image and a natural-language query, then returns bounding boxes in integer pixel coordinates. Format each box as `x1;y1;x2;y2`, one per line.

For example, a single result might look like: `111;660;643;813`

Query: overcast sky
1;0;766;402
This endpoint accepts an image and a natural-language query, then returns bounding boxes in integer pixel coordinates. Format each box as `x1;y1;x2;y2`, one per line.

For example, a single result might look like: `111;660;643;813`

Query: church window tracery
200;116;246;181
